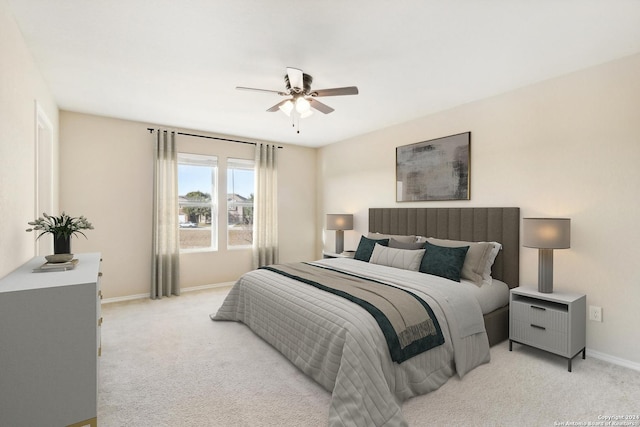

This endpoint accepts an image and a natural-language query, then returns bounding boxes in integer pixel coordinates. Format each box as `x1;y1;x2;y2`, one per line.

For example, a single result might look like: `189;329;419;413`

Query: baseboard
587;347;640;372
182;282;235;293
102;282;235;304
102;293;149;304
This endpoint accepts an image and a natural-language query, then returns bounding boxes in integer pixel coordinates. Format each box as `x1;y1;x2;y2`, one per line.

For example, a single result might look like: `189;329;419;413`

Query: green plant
26;212;94;240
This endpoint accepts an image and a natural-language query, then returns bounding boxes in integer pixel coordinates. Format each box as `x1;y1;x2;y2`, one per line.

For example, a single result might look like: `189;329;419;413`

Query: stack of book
33;258;79;272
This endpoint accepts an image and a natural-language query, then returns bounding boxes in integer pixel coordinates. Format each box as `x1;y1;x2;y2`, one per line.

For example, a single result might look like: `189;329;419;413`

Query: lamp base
335;230;344;254
538;282;553;294
537;249;554;293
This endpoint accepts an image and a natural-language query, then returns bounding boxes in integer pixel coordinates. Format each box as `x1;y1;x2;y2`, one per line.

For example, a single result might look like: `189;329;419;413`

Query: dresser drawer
511;299;568;332
511;318;568;355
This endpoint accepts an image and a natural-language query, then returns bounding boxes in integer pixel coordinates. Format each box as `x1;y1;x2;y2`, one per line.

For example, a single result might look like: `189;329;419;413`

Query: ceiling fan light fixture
237;67;359;132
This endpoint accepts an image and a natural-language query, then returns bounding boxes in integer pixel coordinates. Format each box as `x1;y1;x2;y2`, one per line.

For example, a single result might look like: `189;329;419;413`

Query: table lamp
326;214;353;254
523;218;571;293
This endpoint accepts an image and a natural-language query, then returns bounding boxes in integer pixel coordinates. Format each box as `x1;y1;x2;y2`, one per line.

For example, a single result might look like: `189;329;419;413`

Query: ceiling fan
236;67;359;126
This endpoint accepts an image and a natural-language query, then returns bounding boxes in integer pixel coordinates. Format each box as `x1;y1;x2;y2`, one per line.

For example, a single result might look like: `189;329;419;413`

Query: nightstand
323;251;356;259
509;287;586;372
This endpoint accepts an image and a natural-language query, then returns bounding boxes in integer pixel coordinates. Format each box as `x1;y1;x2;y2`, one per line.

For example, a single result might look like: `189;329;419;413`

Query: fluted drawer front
511;319;568;355
510;300;568;332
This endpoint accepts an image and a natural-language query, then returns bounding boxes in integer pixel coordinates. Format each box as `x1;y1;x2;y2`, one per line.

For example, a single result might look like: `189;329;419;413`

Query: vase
53;235;71;254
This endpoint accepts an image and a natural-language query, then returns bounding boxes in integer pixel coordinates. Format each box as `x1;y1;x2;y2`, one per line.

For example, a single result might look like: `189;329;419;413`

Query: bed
212;207;519;426
368;207;520;346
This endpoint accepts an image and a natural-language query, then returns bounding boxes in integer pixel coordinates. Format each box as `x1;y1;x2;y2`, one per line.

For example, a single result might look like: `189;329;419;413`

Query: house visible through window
227;158;255;248
178;153;218;252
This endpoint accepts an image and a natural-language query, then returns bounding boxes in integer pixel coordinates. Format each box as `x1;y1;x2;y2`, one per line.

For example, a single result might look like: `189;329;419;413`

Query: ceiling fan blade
309;98;334;114
266;99;292;112
310;86;359;97
236;86;286;96
286;67;304;91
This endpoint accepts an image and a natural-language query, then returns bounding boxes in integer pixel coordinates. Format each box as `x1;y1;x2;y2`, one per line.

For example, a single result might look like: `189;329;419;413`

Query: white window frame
178;153;218;253
227;158;255;249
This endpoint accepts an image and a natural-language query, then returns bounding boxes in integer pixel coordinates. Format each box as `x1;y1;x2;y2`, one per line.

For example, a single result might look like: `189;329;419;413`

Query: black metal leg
568;349;586;372
509;340;512;351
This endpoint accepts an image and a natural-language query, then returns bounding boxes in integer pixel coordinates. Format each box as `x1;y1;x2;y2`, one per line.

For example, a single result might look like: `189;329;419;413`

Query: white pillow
369;243;425;271
426;238;502;286
482;243;502;284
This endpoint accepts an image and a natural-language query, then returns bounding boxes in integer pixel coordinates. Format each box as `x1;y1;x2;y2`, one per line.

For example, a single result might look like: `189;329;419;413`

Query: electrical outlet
589;305;602;322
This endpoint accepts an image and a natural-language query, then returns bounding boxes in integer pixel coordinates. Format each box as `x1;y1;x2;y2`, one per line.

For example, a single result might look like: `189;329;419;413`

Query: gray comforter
212;258;490;426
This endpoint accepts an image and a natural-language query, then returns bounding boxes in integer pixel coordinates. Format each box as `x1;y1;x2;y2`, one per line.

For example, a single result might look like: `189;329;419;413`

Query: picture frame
396;132;470;202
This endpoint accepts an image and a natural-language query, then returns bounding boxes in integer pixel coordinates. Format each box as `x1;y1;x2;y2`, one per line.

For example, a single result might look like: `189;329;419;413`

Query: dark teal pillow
354;236;390;261
419;241;469;282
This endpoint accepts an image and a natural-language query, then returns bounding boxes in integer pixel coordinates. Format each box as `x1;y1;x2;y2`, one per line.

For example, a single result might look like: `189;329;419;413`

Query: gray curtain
252;143;278;268
151;130;180;298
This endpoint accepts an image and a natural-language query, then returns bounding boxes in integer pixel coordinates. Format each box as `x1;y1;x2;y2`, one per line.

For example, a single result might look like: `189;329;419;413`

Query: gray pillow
367;232;416;244
389;239;426;250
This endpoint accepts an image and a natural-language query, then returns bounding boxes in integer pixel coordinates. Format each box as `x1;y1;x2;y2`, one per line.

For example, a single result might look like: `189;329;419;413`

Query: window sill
180;248;217;254
226;246;252;251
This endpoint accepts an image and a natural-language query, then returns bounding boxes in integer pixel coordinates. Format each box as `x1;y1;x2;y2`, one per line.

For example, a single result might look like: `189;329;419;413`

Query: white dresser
0;252;102;427
509;287;586;372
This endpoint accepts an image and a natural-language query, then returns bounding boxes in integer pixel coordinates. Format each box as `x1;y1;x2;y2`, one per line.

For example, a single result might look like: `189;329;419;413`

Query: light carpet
98;287;640;426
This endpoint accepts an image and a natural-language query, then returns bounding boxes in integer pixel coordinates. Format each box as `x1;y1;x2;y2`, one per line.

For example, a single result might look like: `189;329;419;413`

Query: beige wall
0;0;59;278
318;53;640;366
60;112;317;299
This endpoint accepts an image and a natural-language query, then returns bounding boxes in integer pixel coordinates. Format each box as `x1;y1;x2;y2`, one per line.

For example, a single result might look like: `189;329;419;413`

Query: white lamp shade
295;97;311;113
523;218;571;249
279;100;293;116
326;214;353;231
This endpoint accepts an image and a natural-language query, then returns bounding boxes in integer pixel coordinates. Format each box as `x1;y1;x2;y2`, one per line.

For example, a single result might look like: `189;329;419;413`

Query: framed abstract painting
396;132;470;202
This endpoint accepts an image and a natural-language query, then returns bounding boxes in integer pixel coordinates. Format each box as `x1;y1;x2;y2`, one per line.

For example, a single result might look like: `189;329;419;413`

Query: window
178;153;218;252
227;158;255;248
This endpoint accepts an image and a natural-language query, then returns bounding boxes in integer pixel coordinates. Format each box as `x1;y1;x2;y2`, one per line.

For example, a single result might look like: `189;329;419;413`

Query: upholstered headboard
368;207;520;288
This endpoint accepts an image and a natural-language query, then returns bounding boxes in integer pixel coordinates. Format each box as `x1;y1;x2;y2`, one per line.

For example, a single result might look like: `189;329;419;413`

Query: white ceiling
7;1;640;147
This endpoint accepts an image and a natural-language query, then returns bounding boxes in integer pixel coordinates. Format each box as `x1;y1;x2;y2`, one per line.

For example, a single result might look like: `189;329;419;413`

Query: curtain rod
147;128;283;149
